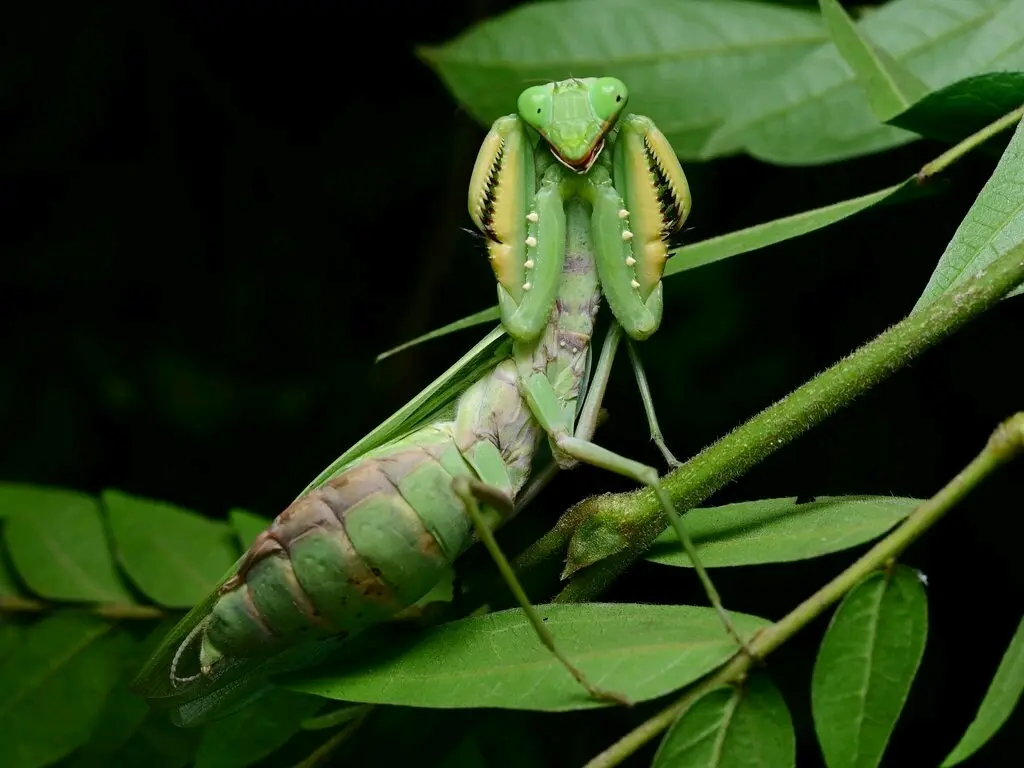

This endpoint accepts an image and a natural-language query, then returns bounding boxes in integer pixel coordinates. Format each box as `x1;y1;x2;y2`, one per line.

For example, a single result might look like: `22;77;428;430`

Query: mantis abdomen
195;361;545;671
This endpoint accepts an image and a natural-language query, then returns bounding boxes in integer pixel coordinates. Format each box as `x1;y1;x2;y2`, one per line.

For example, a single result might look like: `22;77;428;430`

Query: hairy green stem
548;240;1024;602
584;411;1024;768
917;105;1024;181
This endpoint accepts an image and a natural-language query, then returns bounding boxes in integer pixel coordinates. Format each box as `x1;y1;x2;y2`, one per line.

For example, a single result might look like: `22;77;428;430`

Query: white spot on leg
626;256;636;266
523;282;532;291
524;259;534;268
525;236;537;247
622;230;633;241
618;209;629;219
527;211;539;223
630;279;640;289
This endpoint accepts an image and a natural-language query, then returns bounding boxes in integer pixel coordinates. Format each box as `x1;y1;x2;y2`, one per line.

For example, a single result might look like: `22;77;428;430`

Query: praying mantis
132;76;744;724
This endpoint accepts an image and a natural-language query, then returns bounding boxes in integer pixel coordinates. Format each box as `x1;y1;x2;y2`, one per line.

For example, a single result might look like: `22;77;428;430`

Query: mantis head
517;77;629;172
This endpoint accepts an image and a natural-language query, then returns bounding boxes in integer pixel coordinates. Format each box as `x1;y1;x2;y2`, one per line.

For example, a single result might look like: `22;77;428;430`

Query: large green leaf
646;496;919;568
89;712;202;768
195;690;325;768
287;604;769;712
68;620;180;768
0;614;131;768
652;676;795;768
818;0;929;121
420;0;826;158
104;489;239;608
913;112;1024;310
1;485;134;603
812;566;928;768
942;614;1024;766
704;0;1012;165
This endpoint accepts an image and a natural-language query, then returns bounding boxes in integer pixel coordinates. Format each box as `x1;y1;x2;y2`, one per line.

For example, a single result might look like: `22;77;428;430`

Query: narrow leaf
228;508;271;550
287;604;769;712
667;184;904;276
375;305;500;361
812;566;928;768
818;0;929;121
913;112;1024;310
0;614;129;768
647;496;920;568
386;182;915;357
195;690;325;768
2;488;134;603
104;489;238;608
653;676;795;768
705;0;1011;165
942;614;1024;766
420;0;826;158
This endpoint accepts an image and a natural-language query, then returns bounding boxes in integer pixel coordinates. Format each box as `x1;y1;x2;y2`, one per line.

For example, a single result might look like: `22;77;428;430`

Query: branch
543;240;1024;602
584;411;1024;768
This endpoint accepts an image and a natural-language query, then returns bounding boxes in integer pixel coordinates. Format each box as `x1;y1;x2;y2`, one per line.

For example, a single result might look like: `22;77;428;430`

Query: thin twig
0;595;166;620
584;412;1024;768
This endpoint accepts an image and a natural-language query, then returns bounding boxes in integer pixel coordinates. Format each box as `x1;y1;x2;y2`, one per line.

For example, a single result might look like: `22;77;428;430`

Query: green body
135;77;691;719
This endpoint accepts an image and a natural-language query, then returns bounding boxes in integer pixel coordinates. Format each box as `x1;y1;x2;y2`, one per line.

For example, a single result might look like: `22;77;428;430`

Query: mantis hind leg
521;371;757;660
451;476;632;707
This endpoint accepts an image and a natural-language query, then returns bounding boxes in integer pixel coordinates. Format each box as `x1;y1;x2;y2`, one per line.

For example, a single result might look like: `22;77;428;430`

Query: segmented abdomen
205;432;478;659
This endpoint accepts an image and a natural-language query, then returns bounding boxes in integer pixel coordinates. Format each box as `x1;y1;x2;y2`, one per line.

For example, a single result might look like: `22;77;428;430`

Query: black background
2;1;1022;765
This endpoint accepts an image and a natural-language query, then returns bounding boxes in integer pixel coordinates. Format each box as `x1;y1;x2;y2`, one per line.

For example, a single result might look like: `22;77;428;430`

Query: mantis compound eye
517;85;553;131
589;77;628;122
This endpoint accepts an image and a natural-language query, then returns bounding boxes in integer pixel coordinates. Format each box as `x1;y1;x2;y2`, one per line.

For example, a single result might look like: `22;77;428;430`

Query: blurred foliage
2;0;1024;766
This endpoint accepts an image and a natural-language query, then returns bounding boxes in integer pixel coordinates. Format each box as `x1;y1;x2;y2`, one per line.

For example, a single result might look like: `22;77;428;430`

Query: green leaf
0;614;130;768
705;0;1012;165
288;604;768;712
68;621;180;768
195;690;325;768
384;180;919;356
0;543;23;597
0;483;88;520
942;614;1024;766
375;306;500;362
420;0;826;158
913;112;1024;310
818;0;929;120
890;72;1024;144
228;508;271;550
812;566;928;768
2;487;135;603
653;676;795;768
93;712;201;768
646;496;919;568
104;489;239;608
666;184;904;277
0;619;21;662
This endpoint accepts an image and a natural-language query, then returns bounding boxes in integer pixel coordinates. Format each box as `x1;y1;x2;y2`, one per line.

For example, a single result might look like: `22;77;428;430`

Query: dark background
2;1;1021;765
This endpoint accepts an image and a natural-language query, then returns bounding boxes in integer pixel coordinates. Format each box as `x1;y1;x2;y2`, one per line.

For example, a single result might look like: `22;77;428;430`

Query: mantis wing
131;325;510;723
